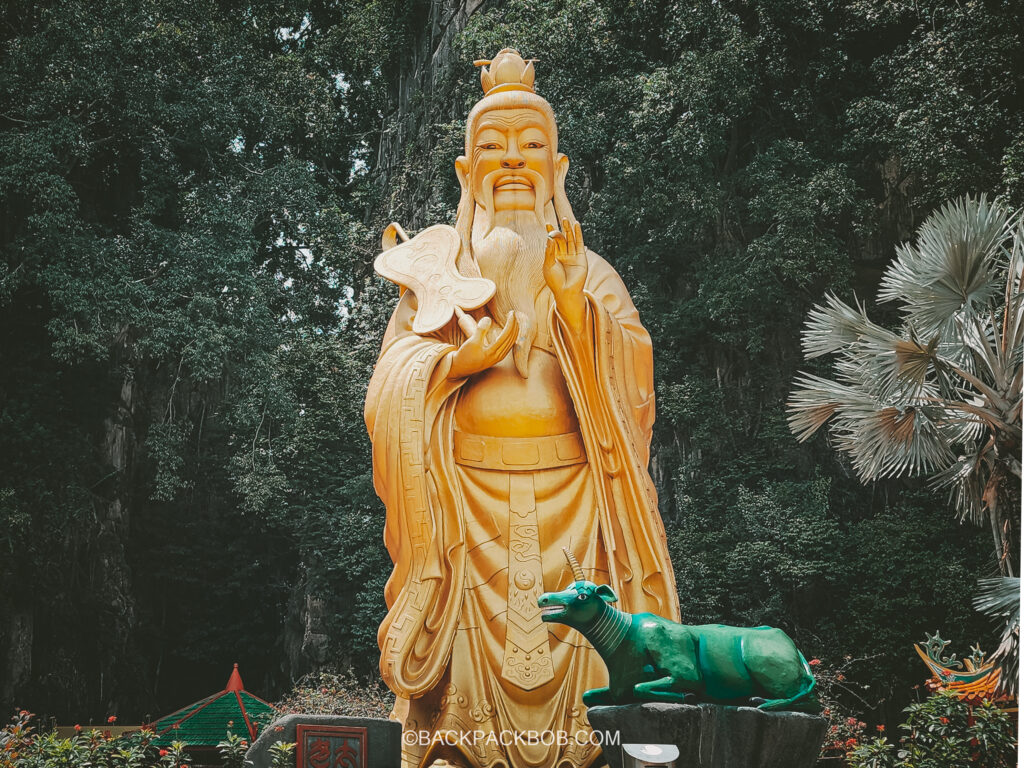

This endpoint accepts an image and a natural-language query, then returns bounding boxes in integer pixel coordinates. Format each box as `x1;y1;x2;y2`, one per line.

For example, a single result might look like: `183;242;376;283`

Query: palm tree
787;195;1022;692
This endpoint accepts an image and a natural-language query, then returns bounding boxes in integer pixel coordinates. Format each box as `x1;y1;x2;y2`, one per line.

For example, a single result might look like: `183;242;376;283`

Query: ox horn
563;547;585;582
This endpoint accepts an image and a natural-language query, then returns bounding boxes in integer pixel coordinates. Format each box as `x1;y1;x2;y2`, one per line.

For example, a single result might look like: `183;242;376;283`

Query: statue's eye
524;142;544;149
576;593;587;601
478;143;500;150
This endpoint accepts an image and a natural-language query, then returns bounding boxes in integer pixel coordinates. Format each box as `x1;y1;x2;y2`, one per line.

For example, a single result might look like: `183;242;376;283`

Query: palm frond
974;576;1020;696
801;293;895;359
832;402;954;480
786;372;875;442
878;196;1010;337
930;445;989;525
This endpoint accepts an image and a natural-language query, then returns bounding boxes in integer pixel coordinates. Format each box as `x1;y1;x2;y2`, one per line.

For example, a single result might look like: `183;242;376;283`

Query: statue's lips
494;176;534;191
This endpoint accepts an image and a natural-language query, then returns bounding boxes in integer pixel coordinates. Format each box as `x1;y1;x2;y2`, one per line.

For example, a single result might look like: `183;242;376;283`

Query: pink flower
107;716;117;724
809;658;821;666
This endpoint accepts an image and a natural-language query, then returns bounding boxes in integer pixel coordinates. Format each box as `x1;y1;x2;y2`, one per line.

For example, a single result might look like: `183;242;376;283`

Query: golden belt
453;430;586;471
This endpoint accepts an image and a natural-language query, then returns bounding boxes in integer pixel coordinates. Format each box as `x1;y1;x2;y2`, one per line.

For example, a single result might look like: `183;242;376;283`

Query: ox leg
633;676;690;703
582;686;614;706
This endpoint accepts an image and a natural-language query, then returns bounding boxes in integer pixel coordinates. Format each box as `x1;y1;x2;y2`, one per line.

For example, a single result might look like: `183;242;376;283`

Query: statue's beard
472;215;549;378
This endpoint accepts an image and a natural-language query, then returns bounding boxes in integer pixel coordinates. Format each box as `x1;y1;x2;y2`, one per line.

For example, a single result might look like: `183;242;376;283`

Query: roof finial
225;663;244;691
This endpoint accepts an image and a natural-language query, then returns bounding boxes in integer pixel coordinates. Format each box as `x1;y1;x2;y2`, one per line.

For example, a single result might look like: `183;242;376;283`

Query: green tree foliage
0;0;408;716
1;0;1020;727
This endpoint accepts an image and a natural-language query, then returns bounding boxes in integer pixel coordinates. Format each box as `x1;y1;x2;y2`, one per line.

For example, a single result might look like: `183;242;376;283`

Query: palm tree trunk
990;502;1016;578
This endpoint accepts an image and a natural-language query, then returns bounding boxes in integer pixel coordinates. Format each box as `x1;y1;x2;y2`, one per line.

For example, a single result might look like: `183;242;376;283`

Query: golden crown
473;48;538;96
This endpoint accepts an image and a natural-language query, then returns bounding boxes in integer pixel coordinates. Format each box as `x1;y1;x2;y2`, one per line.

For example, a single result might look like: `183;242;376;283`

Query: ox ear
595;584;618;603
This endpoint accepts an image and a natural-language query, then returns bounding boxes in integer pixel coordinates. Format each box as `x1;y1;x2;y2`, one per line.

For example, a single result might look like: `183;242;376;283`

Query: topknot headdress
474;48;537;95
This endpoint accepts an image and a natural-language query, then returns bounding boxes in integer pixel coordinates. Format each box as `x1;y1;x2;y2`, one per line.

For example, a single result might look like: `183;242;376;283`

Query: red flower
836;674;845;681
846;717;858;727
74;724;82;732
844;737;857;748
240;741;248;748
809;658;821;666
876;724;885;732
940;716;950;724
823;708;831;716
159;749;168;757
107;716;117;724
18;710;28;717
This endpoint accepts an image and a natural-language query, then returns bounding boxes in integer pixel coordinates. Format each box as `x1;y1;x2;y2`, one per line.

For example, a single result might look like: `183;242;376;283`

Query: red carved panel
296;724;368;768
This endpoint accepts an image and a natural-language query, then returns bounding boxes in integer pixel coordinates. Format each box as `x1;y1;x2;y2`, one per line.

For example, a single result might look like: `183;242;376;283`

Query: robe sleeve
364;291;468;697
550;251;680;621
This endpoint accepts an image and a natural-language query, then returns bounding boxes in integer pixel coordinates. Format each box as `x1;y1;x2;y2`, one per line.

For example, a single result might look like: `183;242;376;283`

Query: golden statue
365;48;680;768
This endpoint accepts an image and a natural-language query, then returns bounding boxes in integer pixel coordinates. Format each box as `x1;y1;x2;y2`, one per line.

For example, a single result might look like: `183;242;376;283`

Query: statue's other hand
447;310;518;379
544;218;588;332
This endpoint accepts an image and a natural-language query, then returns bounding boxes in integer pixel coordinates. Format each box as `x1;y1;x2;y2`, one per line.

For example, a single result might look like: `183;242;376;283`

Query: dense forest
1;0;1021;729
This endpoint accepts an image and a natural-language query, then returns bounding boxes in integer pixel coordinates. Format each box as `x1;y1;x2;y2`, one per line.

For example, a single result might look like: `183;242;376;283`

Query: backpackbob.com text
402;730;621;747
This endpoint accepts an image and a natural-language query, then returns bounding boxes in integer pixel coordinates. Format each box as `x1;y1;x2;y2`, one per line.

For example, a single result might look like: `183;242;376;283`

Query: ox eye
576;593;587;601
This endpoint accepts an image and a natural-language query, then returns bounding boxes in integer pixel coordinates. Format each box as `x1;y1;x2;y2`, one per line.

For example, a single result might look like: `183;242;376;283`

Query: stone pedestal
245;714;401;768
586;703;826;768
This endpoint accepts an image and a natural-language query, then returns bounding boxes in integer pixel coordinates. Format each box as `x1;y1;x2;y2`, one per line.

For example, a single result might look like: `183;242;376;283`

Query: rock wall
375;0;492;227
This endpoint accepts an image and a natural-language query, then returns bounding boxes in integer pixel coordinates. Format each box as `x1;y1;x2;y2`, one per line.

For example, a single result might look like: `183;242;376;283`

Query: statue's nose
501;155;525;169
538;595;549;606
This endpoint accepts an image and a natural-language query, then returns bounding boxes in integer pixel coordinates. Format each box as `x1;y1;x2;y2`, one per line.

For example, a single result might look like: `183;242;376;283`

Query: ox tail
757;654;819;713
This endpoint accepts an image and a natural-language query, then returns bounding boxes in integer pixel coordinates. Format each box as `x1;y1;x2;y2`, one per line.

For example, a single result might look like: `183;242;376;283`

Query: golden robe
365;251;679;768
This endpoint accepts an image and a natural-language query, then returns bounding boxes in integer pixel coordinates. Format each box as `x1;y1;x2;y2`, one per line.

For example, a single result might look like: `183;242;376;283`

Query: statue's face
470;108;555;213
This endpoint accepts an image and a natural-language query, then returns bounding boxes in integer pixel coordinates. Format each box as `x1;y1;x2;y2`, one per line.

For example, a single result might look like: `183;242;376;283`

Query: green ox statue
538;549;819;712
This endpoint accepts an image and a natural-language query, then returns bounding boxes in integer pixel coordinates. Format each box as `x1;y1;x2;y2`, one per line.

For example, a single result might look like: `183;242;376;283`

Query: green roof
148;665;278;747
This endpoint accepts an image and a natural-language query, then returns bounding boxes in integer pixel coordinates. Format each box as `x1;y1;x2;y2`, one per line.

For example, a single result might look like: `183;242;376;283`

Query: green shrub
1;711;180;768
848;690;1016;768
274;669;393;719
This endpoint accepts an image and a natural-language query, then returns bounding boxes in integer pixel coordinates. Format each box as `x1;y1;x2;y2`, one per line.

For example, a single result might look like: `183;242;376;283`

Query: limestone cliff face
375;0;491;228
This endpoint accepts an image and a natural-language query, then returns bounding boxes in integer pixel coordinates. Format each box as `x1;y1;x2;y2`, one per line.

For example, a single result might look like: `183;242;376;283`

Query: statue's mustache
476;167;549;221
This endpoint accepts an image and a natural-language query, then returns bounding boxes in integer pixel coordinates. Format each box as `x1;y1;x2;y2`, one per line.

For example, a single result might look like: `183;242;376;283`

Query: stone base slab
586;702;826;768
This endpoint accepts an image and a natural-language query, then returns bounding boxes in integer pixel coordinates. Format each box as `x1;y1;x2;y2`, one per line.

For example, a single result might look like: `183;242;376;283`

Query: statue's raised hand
446;309;519;379
544;218;588;333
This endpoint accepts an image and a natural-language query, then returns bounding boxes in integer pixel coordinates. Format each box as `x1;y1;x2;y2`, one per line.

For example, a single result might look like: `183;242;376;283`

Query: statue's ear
595;584;618;603
455;156;470;192
555;153;569;187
